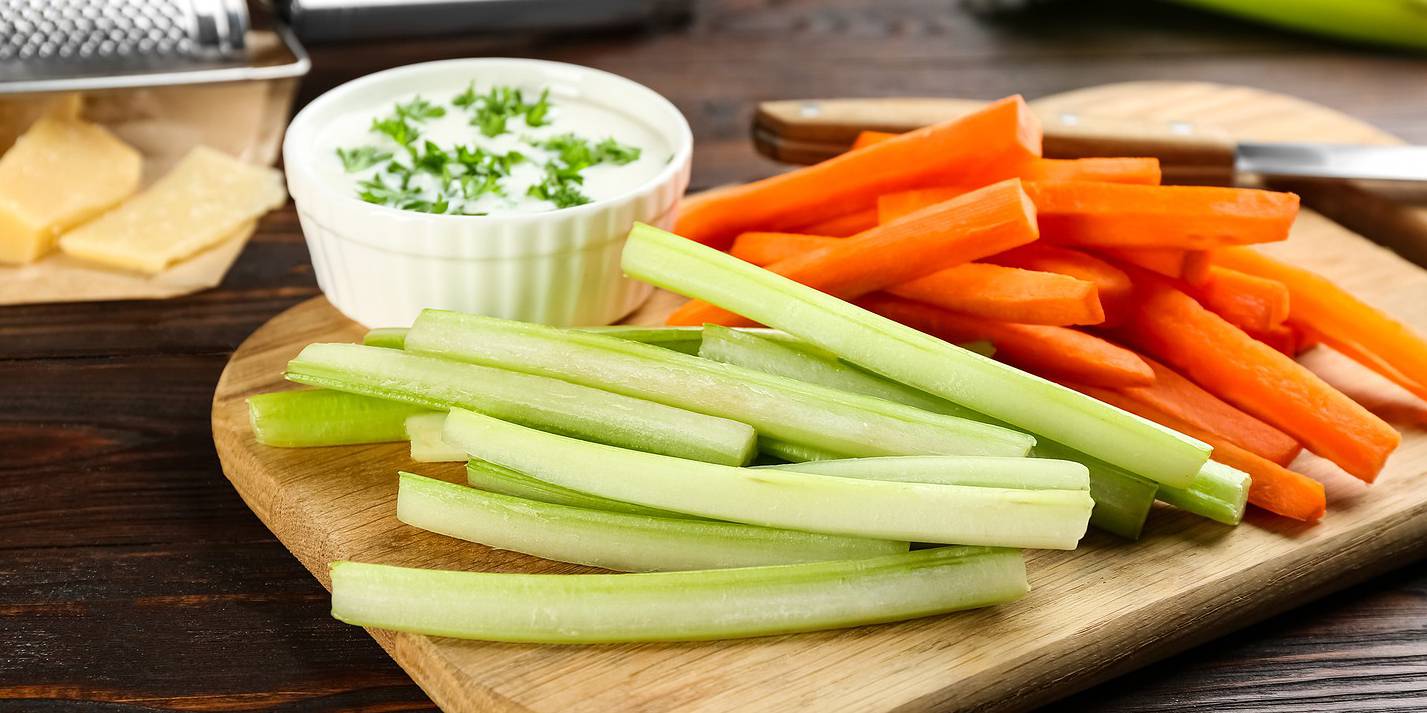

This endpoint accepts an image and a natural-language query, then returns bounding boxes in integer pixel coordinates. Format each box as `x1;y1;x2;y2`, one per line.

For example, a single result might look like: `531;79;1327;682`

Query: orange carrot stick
674;96;1042;248
851;131;1159;186
668;179;1041;327
1213;440;1326;523
1021;157;1162;185
1118;271;1399;482
860;294;1154;388
799;208;878;237
888;263;1104;326
850;130;898;150
1247;324;1299;357
1298;325;1427;403
1060;381;1324;521
987;244;1133;305
876;159;1160;225
1101;247;1213;285
1103;356;1301;465
730;232;839;266
878;186;970;224
1218;246;1427;405
732;233;1103;325
1188;266;1291;333
1026;182;1299;249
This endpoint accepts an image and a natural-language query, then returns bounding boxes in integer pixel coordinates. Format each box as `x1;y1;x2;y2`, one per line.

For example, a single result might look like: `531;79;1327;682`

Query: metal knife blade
1236;143;1427;183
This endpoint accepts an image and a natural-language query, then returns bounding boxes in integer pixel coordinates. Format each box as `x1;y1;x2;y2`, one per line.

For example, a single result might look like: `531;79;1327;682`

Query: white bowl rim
283;57;694;226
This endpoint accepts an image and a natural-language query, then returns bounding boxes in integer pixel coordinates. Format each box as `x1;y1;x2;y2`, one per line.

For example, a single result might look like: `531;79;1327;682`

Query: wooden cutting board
212;82;1427;713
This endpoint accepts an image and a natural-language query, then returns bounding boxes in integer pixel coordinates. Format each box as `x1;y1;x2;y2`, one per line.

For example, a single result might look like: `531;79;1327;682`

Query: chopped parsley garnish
336;146;392;173
534;134;642;170
527;164;591;209
340;84;644;214
394;95;446;122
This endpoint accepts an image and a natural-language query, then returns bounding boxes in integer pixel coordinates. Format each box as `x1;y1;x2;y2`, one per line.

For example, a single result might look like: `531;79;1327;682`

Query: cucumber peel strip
621;222;1209;487
443;407;1092;550
330;545;1027;643
398;471;907;572
405;310;1034;459
285;343;757;466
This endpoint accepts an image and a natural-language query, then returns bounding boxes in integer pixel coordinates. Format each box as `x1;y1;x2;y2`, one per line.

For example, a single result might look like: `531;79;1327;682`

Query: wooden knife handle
754;97;1239;184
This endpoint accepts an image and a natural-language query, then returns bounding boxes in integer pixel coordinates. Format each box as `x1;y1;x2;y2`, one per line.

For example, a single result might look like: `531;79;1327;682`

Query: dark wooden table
4;1;1427;710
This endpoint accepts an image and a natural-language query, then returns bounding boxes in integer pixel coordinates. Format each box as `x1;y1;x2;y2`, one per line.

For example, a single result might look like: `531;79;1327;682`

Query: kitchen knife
754;97;1427;185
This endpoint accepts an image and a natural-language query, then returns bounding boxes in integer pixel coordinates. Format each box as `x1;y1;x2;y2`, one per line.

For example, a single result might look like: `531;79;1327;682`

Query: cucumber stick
404;413;465;462
1156;460;1250;526
467;459;701;520
405;310;1033;459
701;325;1159;538
330;545;1027;643
443;408;1092;549
285;343;757;466
398;472;906;572
622;223;1209;487
771;456;1089;491
247;389;431;447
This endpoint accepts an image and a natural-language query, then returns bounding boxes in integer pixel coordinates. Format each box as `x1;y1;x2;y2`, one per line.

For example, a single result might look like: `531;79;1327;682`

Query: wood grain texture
7;1;1427;710
210;204;1427;713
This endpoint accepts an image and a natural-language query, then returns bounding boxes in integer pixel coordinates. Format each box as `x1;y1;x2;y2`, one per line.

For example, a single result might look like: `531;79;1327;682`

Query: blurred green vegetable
1171;0;1427;52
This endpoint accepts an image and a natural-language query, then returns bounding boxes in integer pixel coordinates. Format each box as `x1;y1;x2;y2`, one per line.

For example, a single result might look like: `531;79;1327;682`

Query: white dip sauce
317;82;670;215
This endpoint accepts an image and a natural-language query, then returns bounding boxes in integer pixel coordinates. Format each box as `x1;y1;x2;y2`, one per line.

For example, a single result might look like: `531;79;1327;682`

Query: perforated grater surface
0;0;308;93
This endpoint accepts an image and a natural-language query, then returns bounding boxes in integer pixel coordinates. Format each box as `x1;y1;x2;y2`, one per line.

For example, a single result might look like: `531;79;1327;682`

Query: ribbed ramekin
283;58;692;328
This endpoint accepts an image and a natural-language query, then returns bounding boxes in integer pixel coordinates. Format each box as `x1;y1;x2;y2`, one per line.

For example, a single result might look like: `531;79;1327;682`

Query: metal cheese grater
0;0;309;93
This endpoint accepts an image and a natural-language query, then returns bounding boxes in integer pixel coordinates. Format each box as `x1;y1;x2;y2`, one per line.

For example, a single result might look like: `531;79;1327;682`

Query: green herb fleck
395;95;446;122
527;163;591;209
595;137;641;165
336;146;392;173
370;115;417;146
524;89;551;127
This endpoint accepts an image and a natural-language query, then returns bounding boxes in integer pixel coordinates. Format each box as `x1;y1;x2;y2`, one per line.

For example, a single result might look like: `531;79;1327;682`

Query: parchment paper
0;78;297;306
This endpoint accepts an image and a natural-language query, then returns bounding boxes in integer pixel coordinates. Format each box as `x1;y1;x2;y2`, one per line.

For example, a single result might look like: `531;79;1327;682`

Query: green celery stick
444;408;1092;549
1035;441;1158;540
1156;460;1250;526
399;472;906;572
701;324;960;414
285;343;757;466
467;459;701;520
575;325;706;354
362;327;409;349
330;545;1027;643
405;310;1033;459
758;437;842;464
770;456;1088;491
247;389;432;447
699;325;1157;538
404;413;465;462
621;223;1209;487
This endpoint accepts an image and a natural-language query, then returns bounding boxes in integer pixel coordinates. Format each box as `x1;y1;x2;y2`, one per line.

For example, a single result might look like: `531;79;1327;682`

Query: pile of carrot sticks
668;96;1427;523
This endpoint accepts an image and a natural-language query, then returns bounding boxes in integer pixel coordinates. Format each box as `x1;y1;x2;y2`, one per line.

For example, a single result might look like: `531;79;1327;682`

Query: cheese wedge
0;116;141;264
0;93;83;153
59;146;286;274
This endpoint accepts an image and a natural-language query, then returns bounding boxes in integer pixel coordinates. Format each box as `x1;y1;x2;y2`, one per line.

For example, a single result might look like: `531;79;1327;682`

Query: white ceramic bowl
283;58;692;328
